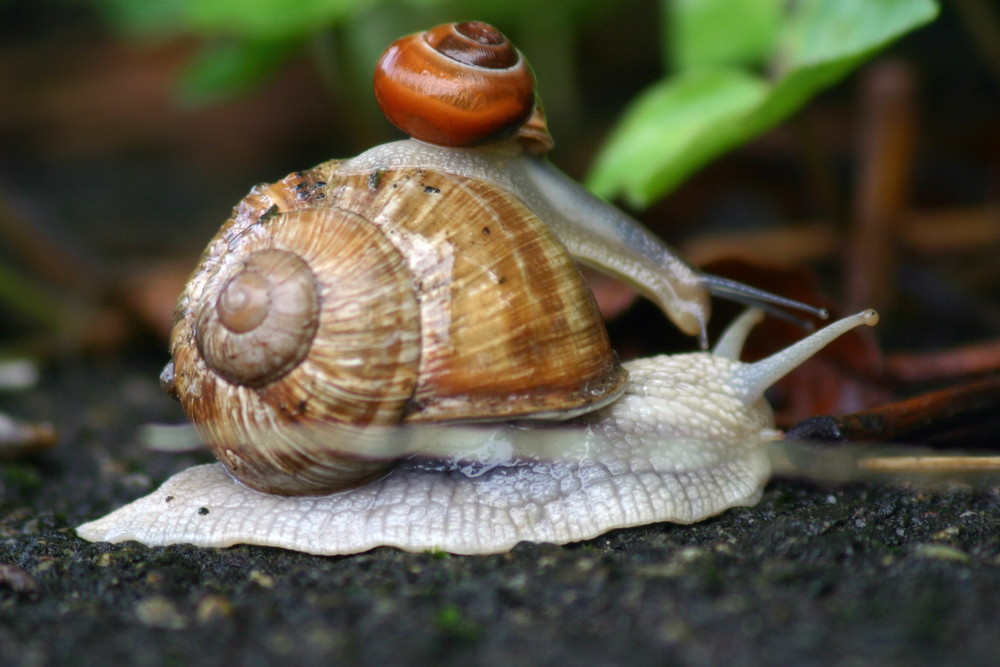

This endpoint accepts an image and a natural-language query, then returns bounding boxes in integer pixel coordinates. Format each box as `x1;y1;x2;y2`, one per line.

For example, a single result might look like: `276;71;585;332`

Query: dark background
1;1;998;664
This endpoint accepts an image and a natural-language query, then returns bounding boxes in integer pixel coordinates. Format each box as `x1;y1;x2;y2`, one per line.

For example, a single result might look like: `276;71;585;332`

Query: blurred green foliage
84;0;938;206
589;0;939;206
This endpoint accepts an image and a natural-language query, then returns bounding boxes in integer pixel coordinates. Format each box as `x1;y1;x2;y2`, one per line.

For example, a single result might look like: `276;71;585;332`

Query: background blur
0;0;996;373
2;7;998;663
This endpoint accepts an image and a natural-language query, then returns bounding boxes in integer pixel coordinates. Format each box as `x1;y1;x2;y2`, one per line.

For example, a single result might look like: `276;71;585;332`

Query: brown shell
373;21;538;148
167;162;626;494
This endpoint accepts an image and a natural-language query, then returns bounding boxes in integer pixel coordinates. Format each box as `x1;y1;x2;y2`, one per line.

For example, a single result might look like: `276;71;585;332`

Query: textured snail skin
77;309;878;556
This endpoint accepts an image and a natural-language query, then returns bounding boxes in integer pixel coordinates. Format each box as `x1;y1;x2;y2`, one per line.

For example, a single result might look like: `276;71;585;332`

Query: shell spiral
373;21;538;147
196;248;320;387
166;162;627;495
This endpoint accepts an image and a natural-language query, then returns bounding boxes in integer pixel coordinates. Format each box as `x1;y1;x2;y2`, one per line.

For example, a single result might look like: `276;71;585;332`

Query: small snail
77;21;854;555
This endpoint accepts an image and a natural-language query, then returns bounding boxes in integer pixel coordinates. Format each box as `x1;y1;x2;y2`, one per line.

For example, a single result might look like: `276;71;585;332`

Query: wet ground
1;356;998;666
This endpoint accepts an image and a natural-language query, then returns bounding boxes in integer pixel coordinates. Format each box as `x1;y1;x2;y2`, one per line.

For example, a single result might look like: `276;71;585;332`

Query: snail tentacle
733;309;879;403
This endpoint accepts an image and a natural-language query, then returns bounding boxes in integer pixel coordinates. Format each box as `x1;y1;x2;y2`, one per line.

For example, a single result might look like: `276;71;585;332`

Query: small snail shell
78;309;880;555
374;21;545;150
164;163;626;495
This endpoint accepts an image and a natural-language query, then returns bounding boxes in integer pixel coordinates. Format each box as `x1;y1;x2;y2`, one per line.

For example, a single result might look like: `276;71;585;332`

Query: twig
0;411;57;460
886;340;1000;382
681;205;1000;267
858;455;1000;472
844;60;917;312
786;374;1000;443
0;190;100;292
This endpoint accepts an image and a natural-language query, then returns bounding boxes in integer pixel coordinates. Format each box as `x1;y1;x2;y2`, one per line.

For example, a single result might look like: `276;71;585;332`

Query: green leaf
88;0;187;37
778;0;939;70
588;0;939;207
586;69;768;205
185;0;373;38
177;38;302;105
668;0;782;70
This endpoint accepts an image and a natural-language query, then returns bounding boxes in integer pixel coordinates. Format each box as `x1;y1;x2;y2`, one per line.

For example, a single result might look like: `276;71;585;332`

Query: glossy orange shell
374;22;536;147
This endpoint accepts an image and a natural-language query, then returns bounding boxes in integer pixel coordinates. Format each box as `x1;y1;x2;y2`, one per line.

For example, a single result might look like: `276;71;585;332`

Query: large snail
77;22;868;555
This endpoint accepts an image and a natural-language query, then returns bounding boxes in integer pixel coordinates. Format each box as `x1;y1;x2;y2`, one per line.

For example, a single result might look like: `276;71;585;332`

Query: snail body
373;21;717;338
78;309;879;555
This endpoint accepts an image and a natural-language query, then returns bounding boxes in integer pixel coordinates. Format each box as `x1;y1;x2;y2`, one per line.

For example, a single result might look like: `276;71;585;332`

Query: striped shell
166;162;627;494
374;21;536;148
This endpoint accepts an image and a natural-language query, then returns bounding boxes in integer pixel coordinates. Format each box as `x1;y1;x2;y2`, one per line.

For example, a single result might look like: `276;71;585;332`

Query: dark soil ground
1;356;998;667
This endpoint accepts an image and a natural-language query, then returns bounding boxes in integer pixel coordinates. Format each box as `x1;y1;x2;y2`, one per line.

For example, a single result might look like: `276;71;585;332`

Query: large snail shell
167;162;627;495
374;21;543;150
